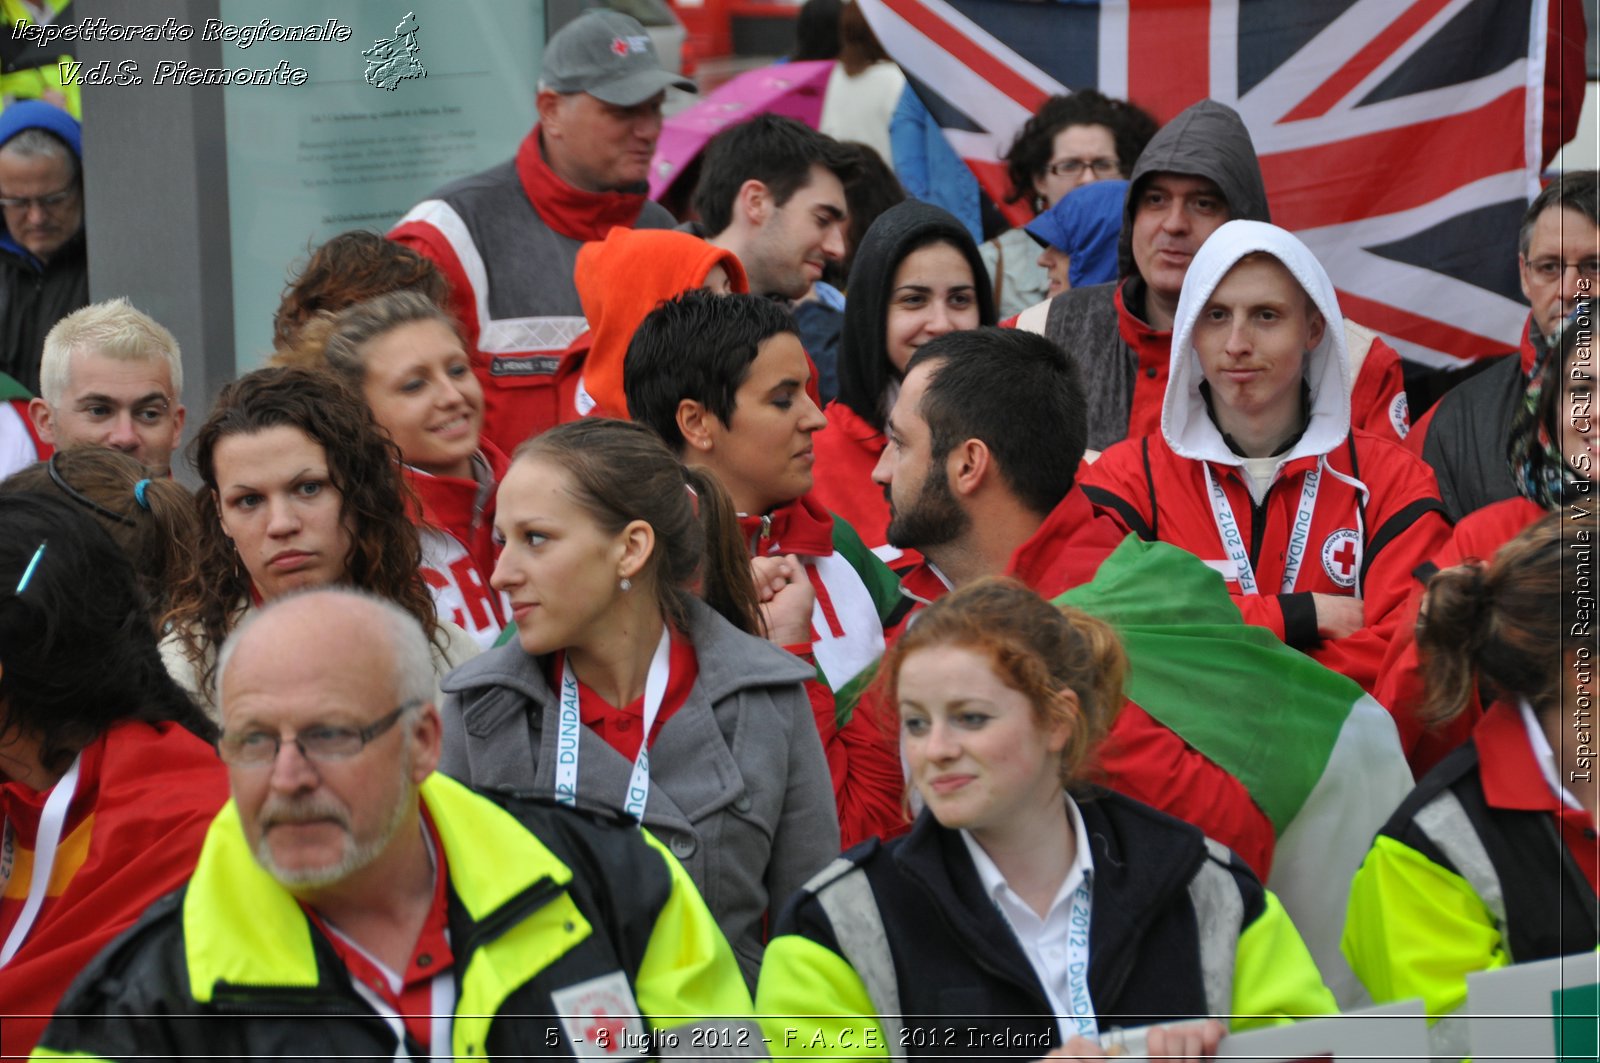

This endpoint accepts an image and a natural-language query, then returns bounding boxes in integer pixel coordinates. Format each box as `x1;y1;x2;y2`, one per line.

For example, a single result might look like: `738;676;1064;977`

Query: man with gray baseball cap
391;9;695;453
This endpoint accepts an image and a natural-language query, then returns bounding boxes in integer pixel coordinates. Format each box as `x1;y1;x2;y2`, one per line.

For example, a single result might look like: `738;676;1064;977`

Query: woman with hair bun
160;365;477;717
1376;322;1595;774
1344;512;1599;1051
0;447;199;624
0;493;225;1057
757;578;1332;1058
441;417;838;987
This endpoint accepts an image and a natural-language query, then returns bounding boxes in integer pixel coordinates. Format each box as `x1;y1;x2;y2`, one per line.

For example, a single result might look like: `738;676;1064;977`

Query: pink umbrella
649;60;836;201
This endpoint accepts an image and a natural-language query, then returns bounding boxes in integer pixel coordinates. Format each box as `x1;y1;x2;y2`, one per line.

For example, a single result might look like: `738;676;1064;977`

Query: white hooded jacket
1080;221;1451;692
1163;219;1353;479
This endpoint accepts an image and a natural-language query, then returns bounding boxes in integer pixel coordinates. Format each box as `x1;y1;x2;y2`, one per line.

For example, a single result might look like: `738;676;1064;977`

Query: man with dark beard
871;327;1280;877
874;327;1124;610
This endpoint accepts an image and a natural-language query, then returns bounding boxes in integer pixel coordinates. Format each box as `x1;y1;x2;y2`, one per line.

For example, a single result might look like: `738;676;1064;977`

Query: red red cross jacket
403;441;512;651
736;495;910;850
1374;496;1548;777
1079;221;1451;698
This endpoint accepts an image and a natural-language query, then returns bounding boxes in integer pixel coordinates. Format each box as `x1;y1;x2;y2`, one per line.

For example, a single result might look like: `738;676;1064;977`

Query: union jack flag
860;0;1590;367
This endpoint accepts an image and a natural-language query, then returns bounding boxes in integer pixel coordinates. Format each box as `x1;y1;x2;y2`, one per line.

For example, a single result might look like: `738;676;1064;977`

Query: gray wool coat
439;597;841;985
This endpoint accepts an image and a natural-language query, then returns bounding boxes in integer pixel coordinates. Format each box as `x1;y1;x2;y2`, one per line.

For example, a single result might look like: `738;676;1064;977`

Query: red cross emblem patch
1321;528;1361;589
610;36;629;56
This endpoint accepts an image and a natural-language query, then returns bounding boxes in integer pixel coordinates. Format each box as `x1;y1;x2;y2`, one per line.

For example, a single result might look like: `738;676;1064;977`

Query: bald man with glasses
34;588;761;1061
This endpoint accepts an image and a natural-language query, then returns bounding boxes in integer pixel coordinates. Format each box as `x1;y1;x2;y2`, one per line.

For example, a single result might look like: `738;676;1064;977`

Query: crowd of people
0;5;1594;1060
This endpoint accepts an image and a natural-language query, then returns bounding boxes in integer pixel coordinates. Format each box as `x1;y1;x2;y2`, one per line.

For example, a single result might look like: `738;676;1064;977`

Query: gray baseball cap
541;9;696;106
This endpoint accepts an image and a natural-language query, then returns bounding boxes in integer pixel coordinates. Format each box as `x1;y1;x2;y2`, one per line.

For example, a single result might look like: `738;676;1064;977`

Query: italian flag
1058;536;1414;1007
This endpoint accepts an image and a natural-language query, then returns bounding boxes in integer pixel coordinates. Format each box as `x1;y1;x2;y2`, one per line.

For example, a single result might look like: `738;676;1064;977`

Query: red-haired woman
757;578;1333;1057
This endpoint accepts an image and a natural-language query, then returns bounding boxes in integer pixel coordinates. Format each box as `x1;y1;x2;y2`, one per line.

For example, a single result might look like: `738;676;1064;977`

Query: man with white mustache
32;588;760;1060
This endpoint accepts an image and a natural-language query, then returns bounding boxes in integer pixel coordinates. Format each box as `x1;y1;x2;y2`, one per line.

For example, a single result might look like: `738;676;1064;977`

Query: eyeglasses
219;699;421;767
1525;257;1600;282
0;182;78;213
1046;157;1120;179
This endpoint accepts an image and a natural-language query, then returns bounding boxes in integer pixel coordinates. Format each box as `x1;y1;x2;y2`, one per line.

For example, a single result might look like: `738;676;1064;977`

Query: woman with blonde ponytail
1344;511;1599;1049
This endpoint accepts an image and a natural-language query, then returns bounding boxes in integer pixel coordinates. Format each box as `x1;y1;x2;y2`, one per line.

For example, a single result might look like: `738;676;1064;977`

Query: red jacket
891;487;1279;878
812;401;893;551
1375;496;1547;777
1081;429;1451;695
403;441;512;650
0;721;227;1057
1112;286;1412;446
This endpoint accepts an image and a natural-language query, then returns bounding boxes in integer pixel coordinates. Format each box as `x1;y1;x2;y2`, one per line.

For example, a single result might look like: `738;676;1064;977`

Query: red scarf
515;128;652;242
737;494;836;558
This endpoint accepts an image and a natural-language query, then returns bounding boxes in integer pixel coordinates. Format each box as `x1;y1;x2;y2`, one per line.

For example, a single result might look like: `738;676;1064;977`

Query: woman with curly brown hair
160;366;477;717
757;578;1333;1058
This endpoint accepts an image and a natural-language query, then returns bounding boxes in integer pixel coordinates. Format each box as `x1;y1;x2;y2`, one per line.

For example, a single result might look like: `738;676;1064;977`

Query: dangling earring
619;577;633;592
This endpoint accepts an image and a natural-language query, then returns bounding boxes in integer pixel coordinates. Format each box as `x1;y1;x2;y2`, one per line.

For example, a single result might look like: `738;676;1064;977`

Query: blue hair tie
134;479;152;511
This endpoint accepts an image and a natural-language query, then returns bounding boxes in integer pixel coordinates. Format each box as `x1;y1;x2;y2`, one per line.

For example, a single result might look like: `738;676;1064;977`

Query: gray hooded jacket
1044;100;1270;450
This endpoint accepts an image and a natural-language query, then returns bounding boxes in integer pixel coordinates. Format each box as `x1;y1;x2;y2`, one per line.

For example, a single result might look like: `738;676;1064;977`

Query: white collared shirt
961;796;1096;1040
1519;698;1586;813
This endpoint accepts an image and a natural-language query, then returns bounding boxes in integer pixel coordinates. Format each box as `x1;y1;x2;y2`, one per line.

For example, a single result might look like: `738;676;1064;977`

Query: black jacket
1378;736;1599;963
35;777;758;1061
1417;347;1530;521
769;788;1291;1057
0;232;85;394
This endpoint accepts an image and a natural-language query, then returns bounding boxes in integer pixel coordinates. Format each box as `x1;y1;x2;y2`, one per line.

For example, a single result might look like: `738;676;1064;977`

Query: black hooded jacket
836;200;996;432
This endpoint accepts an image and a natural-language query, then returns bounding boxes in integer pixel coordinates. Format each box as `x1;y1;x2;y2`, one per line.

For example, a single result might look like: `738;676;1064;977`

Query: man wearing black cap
391;9;695;454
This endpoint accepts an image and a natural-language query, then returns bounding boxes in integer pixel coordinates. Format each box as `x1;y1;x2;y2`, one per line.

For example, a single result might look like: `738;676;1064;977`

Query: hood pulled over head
1164;219;1350;465
1117;99;1268;278
575;227;747;418
838;199;995;428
